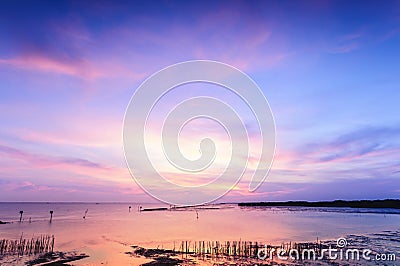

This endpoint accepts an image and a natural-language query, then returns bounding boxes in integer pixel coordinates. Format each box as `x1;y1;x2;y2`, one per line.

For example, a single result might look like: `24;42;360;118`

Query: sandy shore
0;251;88;266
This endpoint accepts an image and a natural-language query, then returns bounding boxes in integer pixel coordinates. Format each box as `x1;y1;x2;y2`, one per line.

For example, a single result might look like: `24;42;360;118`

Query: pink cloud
329;42;359;54
0;55;145;81
0;178;149;202
13;120;121;148
96;12;290;73
0;144;111;170
1;180;75;194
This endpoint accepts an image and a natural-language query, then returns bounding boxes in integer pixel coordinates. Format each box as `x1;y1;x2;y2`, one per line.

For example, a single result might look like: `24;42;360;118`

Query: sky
0;0;399;202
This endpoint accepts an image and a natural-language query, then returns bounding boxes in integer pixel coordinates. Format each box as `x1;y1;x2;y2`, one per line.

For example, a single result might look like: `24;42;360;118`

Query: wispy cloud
0;144;109;170
310;126;400;163
329;42;360;54
0;55;145;80
224;176;400;202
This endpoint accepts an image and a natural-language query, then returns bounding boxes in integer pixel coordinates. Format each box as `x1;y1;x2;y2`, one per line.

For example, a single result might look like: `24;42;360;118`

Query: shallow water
0;203;399;265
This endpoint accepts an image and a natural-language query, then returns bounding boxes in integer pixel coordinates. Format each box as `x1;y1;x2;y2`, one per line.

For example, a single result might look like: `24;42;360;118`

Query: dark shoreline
127;230;400;265
238;199;400;209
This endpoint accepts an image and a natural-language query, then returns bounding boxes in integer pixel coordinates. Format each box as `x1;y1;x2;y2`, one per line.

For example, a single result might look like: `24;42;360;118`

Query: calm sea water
1;203;399;265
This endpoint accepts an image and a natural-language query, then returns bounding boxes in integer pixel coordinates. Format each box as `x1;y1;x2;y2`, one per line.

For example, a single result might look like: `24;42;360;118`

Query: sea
0;202;399;265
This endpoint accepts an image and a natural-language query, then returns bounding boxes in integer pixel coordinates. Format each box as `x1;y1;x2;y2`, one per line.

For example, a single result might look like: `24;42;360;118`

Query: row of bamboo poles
176;240;328;260
0;235;54;257
178;240;262;258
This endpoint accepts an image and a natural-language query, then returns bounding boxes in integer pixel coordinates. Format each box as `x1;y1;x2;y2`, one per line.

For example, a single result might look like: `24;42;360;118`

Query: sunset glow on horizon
0;0;399;202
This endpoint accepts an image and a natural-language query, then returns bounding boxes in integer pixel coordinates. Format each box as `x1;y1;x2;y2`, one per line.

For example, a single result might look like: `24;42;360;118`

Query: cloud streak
0;144;109;170
0;55;145;81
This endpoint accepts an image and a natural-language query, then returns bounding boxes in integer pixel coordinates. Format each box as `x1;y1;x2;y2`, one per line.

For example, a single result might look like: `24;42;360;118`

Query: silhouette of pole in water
19;211;23;222
129;206;131;212
83;209;88;219
49;211;53;223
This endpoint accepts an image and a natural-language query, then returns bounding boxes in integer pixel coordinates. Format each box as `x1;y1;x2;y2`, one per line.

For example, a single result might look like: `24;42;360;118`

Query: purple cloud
0;144;108;170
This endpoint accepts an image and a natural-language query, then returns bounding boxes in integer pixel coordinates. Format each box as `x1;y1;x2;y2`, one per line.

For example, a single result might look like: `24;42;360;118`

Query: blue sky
0;0;399;202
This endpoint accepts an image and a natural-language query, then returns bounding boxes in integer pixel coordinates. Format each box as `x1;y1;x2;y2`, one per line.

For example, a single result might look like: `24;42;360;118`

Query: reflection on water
0;203;399;264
